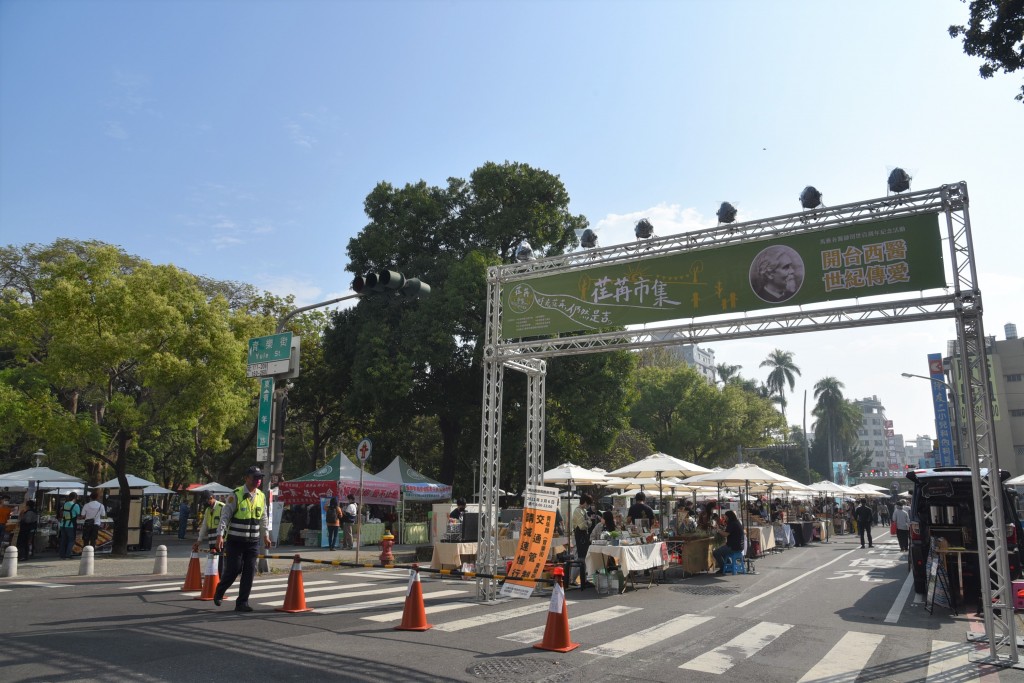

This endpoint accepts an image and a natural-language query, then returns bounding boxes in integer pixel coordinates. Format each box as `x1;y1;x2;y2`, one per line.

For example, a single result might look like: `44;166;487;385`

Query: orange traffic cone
395;565;432;631
181;550;202;591
275;554;313;613
534;567;578;652
195;552;220;601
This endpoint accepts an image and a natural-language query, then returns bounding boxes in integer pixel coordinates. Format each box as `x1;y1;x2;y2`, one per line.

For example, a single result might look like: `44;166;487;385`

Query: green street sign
248;332;293;365
256;377;274;457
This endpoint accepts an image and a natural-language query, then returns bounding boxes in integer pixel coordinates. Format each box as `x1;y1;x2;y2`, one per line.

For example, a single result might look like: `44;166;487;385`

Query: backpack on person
326;505;339;524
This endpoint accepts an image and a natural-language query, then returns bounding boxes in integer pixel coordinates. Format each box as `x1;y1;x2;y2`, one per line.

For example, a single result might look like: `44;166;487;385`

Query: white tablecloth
747;525;776;554
430;542;477;569
585;542;667;576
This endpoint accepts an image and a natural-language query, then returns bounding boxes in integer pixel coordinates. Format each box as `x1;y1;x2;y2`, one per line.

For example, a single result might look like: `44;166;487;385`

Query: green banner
501;212;945;338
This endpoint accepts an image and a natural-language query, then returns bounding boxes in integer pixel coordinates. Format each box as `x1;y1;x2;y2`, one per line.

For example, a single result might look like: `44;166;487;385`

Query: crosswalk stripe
120;581;183;590
926;640;980;680
314;589;467;615
340;570;409;581
7;580;72;588
259;585;411;608
499;605;643;644
361;601;477;623
0;588;10;593
796;631;884;682
237;581;363;599
585;613;713;658
147;578;291;593
433;600;575;632
679;621;792;673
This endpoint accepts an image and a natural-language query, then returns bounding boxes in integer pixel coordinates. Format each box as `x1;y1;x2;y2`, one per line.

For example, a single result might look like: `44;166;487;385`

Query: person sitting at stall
770;498;785;523
590;510;616;540
675;506;697;534
626;492;655;529
449;498;467;522
698;501;720;533
712;510;745;574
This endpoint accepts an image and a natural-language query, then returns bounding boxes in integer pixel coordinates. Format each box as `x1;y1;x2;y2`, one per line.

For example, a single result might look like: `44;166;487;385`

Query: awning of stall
278;452;400;505
375;456;452;501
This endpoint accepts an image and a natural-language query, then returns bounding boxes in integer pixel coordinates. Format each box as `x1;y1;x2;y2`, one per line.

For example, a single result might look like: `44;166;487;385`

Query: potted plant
609;530;620;546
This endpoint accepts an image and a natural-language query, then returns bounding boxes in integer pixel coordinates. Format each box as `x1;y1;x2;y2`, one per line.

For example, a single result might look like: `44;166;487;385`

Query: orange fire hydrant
379;530;395;565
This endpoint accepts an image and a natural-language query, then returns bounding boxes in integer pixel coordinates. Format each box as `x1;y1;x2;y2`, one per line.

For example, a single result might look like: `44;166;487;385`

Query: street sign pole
355;438;372;564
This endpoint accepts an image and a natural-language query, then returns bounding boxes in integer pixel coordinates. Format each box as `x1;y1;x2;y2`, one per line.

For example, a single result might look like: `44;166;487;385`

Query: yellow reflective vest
203;501;225;533
227;486;265;541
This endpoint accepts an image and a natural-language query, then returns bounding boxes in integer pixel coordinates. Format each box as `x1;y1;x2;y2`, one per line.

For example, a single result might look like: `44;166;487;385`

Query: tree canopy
950;0;1024;103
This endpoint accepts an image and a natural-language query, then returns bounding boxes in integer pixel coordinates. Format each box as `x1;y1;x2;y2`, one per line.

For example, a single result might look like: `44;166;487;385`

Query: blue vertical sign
927;353;955;467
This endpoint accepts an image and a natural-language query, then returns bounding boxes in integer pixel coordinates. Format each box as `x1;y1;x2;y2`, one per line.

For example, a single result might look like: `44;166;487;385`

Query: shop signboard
502;212;945;338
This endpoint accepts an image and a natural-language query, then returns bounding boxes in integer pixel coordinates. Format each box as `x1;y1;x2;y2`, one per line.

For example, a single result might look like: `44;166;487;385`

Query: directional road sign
256;377;274;461
248;332;292;374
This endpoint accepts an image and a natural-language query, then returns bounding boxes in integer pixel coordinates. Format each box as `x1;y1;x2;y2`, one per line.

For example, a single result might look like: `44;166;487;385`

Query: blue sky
2;0;1022;448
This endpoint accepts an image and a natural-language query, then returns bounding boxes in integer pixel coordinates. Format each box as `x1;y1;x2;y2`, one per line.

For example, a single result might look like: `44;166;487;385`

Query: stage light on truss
515;241;536;262
887;168;911;193
634;218;654;239
716;202;738;224
580;228;598;249
799;186;823;209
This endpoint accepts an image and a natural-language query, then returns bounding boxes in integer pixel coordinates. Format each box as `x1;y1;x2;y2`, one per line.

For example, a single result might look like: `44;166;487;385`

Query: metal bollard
1;545;17;578
153;545;167;575
79;545;94;576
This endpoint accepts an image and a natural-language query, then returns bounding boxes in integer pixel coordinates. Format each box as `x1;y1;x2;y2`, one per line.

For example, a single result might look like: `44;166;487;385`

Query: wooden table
665;536;715;575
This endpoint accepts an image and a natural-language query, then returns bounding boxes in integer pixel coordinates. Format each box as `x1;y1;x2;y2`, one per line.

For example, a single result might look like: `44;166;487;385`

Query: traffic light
352;270;430;300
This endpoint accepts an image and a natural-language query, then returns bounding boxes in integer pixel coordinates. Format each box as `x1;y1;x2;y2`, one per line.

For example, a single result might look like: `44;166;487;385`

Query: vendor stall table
774;523;795;548
585;542;667;592
430;542;478;570
746;525;776;556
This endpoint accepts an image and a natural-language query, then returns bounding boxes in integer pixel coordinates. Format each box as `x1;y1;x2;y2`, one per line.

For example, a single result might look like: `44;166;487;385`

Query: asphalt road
2;533;1022;682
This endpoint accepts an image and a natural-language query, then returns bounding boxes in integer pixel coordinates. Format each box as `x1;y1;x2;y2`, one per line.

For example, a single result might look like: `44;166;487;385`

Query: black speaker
461;512;479;542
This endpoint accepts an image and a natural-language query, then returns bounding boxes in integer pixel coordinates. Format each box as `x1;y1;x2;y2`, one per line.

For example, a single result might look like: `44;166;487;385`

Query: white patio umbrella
143;484;175;495
850;483;889;498
191;482;234;494
682;463;794;535
1005;473;1024;486
0;466;84;483
610;453;711;528
96;474;161;489
543;463;609;567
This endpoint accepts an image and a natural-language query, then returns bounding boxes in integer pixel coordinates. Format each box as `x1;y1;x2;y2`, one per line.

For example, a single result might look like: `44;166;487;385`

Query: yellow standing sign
500;485;560;599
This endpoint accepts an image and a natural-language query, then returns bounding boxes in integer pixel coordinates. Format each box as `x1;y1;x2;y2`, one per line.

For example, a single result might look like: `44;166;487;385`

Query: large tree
334;161;634;496
0;240;252;553
760;348;801;431
810;377;863;479
949;0;1024;103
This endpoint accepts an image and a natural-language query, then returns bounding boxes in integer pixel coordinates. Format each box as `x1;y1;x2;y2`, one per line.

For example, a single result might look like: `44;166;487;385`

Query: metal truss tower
476;182;1015;665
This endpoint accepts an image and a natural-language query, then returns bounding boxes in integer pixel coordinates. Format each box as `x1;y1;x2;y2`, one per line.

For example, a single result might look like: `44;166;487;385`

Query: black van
906;466;1024;596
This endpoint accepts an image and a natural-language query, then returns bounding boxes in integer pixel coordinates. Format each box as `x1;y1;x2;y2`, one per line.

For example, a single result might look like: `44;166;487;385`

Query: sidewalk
1;534;422;582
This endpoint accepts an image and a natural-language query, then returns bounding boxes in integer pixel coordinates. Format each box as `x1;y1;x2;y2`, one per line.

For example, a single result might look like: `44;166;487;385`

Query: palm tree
716;363;742;385
760;349;801;427
812;376;846;476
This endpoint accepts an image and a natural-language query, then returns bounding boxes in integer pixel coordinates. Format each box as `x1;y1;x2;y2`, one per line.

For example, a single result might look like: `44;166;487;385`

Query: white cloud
285;121;316;149
211;235;243;248
104;121;129;139
590;203;718;248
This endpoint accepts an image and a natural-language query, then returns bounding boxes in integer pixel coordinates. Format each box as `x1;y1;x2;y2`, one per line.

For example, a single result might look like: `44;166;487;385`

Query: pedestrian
80;490;106;548
325;497;342;551
625;492;655;528
196;492;226;577
855;499;873;548
289;504;307;545
177;499;190;540
342;494;357;549
58;492;81;559
570;493;595;589
213;466;271;613
892;501;911;552
16;500;38;558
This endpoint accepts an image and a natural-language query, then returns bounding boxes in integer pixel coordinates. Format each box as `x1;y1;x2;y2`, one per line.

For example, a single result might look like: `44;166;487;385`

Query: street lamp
33;449;45;467
901;372;963;466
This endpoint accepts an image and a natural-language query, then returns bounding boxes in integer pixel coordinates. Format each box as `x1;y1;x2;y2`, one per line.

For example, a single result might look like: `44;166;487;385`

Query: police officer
213;466;271;613
196;492;226;577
